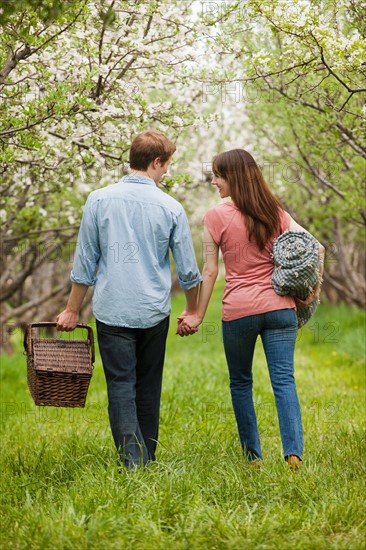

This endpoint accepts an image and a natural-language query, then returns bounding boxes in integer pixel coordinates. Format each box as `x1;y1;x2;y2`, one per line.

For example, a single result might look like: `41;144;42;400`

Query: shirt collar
121;175;156;186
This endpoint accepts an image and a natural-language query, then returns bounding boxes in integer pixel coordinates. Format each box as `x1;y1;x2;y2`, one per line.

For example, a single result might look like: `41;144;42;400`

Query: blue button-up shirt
71;175;202;328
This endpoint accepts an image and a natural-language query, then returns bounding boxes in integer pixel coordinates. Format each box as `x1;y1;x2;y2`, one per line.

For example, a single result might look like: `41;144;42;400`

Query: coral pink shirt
204;202;296;321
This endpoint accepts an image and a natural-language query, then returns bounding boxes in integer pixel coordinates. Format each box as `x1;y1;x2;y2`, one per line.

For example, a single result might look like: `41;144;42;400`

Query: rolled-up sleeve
170;209;202;290
70;194;100;286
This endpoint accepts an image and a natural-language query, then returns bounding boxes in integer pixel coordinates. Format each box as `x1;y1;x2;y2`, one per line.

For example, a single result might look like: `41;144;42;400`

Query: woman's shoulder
206;201;236;216
204;202;239;235
279;209;293;232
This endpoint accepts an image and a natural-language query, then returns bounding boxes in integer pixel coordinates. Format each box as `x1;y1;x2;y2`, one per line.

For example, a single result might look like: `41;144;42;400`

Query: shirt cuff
70;271;96;286
178;273;202;290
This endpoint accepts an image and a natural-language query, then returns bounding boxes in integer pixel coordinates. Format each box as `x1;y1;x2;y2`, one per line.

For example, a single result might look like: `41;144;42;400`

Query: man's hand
56;310;79;332
56;282;89;331
176;312;202;337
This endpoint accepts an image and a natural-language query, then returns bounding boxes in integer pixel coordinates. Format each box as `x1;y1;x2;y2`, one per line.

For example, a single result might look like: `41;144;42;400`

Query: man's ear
152;157;161;167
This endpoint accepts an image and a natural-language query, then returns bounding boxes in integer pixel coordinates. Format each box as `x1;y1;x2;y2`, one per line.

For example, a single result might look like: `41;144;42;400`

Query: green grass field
1;280;365;549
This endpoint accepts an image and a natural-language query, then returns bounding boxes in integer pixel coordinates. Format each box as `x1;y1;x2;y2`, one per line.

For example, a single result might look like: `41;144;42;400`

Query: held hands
176;311;203;337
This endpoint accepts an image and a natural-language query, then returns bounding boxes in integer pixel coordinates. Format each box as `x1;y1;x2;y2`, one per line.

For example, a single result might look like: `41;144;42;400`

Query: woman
178;149;325;468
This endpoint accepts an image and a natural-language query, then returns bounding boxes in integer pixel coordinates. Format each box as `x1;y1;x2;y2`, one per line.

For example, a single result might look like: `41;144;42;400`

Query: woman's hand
176;313;202;337
295;277;322;307
176;226;218;337
294;292;319;307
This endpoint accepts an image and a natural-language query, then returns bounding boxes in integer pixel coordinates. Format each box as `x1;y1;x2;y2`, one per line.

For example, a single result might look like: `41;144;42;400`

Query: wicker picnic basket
24;322;95;408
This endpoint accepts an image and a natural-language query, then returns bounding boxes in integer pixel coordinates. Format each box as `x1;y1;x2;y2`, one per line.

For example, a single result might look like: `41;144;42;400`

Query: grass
1;279;365;549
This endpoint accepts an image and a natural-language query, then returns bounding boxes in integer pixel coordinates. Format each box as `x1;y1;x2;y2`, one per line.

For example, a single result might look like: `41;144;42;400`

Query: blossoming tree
199;0;366;306
0;0;204;350
1;0;364;352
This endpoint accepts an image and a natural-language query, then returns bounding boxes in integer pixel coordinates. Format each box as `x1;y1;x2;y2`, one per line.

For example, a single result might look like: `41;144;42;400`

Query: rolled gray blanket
272;230;321;327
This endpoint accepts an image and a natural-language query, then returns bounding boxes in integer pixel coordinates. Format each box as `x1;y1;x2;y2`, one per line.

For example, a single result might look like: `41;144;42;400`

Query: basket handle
24;322;95;363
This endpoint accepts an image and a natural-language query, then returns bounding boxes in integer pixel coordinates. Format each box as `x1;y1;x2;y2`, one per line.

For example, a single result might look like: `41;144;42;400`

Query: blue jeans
96;317;169;468
222;309;303;461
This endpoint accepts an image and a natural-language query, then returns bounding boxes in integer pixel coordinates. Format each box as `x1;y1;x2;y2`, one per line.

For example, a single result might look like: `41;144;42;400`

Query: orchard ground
1;280;365;549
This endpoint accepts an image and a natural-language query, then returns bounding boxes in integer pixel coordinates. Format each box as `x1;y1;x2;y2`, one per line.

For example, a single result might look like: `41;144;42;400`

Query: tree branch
2;225;80;242
334;123;366;158
0;112;55;136
290;125;346;199
0;45;32;85
0;233;76;301
0;6;86;86
311;31;366;94
47;131;123;161
1;282;70;324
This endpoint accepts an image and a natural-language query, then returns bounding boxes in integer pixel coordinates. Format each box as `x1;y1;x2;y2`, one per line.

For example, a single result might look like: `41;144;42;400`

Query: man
56;130;201;468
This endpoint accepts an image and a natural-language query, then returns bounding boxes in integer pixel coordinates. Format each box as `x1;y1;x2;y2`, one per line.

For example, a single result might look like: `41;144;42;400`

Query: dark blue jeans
96;317;169;468
222;309;303;461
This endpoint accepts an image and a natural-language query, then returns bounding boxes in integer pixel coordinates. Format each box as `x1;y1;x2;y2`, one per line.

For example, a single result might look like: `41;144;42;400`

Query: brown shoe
287;455;301;470
248;459;263;470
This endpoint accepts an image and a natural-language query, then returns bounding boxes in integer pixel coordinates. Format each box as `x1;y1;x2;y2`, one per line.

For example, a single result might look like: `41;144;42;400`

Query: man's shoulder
85;184;117;205
156;189;185;214
86;183;185;217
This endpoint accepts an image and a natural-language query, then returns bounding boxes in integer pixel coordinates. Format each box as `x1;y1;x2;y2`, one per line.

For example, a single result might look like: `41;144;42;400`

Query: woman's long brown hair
212;149;282;250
